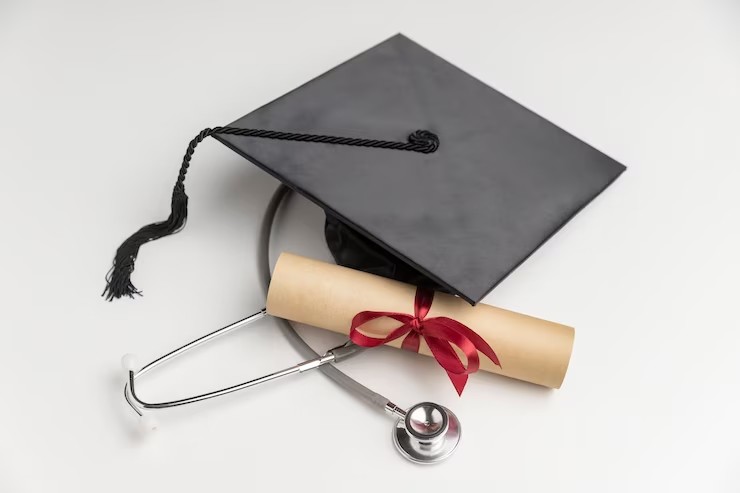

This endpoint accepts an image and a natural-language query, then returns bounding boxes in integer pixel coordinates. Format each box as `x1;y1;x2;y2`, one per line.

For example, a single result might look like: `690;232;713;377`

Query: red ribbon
349;288;501;395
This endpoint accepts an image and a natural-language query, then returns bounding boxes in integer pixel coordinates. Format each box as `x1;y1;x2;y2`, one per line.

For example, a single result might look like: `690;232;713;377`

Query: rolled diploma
266;253;574;389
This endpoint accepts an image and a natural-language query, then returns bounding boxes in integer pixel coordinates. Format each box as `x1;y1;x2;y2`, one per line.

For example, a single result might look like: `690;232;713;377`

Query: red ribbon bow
349;288;501;395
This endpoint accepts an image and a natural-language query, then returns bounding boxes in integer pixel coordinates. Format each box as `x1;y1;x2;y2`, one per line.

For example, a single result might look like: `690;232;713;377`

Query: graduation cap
104;34;625;304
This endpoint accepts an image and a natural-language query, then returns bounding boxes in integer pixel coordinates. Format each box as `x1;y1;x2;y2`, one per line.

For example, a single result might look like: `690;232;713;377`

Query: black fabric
324;214;450;294
214;33;626;304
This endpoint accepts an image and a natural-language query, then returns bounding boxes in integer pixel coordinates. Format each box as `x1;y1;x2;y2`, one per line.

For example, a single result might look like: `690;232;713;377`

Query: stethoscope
121;185;461;465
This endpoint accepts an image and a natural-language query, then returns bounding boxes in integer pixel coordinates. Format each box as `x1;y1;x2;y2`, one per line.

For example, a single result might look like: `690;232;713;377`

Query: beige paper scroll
266;253;574;388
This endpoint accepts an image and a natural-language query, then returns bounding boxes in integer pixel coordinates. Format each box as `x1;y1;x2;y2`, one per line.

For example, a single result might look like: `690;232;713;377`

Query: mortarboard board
104;34;625;305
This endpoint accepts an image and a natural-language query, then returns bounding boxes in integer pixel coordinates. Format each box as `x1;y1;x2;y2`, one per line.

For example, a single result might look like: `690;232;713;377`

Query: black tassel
102;126;438;301
102;187;188;301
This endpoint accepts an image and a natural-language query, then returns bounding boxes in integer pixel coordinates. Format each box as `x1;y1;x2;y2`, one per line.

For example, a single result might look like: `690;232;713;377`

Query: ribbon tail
433;317;502;369
425;336;471;395
447;372;468;396
423;321;480;374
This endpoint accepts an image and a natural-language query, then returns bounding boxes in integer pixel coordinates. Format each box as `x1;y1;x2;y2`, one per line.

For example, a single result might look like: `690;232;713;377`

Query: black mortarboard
104;34;625;305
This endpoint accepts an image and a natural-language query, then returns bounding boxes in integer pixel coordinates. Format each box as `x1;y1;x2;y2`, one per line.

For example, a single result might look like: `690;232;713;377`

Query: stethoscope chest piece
392;402;461;464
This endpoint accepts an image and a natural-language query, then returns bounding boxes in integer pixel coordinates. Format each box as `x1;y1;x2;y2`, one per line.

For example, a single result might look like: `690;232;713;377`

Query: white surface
1;1;739;491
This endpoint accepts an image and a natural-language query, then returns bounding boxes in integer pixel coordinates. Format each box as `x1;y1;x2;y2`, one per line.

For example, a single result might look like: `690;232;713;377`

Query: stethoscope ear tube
124;311;362;411
121;185;461;464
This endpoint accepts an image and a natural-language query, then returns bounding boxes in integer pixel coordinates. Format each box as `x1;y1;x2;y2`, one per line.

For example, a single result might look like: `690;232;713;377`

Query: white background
1;1;739;491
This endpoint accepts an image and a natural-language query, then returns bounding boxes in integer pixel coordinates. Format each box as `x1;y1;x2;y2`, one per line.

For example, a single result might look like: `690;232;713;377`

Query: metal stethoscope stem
123;309;393;415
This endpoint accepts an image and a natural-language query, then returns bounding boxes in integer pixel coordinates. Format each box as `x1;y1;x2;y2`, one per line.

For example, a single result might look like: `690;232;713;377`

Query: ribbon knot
349;288;501;395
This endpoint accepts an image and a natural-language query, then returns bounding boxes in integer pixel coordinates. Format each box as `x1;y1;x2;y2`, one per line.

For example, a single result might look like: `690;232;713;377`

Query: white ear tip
138;414;158;432
121;354;139;372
